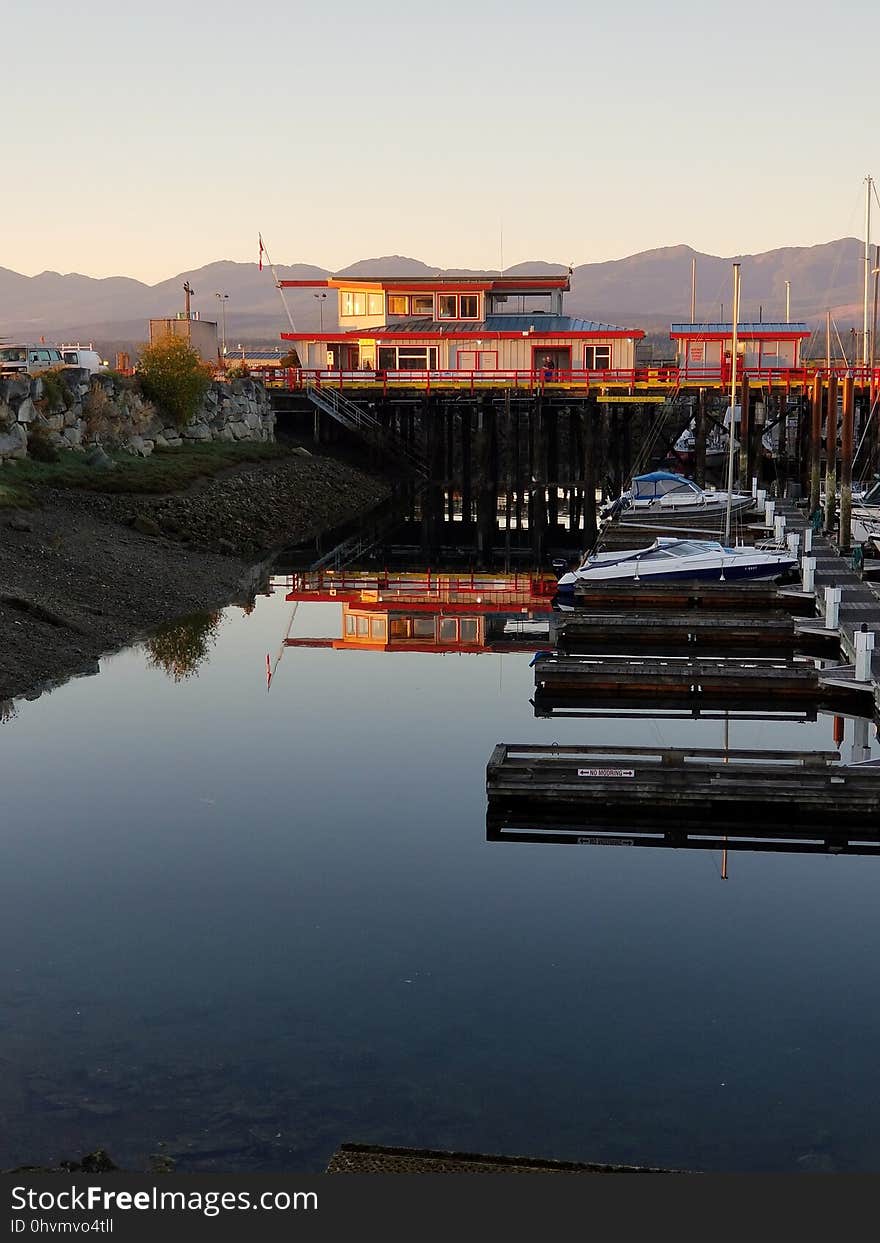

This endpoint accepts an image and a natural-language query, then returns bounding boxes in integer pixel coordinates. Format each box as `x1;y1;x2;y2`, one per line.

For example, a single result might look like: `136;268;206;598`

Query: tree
137;334;213;428
145;612;221;682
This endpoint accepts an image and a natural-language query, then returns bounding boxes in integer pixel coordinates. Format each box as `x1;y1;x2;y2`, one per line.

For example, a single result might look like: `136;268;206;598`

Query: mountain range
0;239;873;356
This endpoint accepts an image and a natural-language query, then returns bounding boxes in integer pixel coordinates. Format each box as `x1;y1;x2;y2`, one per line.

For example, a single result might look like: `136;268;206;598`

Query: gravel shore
0;451;389;705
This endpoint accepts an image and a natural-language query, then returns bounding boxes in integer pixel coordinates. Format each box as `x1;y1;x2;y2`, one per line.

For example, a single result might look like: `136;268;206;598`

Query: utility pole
785;280;791;324
690;257;696;323
215;292;229;356
183;280;194;319
864;174;873;369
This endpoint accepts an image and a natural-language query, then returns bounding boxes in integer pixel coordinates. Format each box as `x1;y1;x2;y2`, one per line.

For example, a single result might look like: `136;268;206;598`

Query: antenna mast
724;262;741;543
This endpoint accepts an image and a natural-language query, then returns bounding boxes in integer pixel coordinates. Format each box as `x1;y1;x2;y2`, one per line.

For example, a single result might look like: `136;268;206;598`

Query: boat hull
613;496;755;531
556;556;797;594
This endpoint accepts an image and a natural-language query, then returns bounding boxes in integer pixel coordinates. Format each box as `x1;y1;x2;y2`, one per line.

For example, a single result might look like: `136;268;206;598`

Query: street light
215;292;229;356
314;291;327;332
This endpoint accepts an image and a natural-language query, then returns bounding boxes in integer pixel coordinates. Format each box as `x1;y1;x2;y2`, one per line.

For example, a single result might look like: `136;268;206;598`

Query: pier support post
824;374;838;535
581;398;598;547
809;374;823;516
738;375;751;488
694;389;707;487
839;375;855;552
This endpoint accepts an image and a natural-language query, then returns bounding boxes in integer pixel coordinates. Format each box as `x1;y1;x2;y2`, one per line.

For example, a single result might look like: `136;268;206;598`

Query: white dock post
756;488;767;510
855;628;875;682
765;499;776;527
824;585;842;631
786;532;800;558
801;556;816;592
751;476;758;498
804;526;812;555
774;515;786;544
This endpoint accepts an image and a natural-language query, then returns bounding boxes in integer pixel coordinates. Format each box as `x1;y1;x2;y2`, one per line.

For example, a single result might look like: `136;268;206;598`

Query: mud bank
0;451;389;705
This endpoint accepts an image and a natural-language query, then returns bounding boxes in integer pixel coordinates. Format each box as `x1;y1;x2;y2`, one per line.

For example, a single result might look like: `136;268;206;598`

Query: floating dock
486;744;880;830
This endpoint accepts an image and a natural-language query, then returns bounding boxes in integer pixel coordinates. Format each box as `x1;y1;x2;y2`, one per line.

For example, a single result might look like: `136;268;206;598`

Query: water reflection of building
279;569;557;654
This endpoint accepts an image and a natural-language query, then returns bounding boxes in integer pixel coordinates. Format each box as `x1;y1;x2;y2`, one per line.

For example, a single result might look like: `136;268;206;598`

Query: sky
4;0;879;283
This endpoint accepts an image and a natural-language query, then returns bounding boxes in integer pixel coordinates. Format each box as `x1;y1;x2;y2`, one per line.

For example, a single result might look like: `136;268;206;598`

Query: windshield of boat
631;475;699;500
640;540;721;558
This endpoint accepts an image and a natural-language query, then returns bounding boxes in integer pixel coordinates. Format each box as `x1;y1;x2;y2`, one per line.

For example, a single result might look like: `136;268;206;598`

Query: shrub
34;367;71;413
136;335;213;429
225;362;250;380
27;423;60;463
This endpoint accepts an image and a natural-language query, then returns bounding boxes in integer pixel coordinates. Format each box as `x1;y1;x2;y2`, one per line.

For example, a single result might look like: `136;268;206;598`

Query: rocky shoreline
0;450;390;706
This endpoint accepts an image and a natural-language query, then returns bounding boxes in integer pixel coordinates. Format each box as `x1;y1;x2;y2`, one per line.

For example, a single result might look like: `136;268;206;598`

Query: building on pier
278;273;643;379
671;321;811;377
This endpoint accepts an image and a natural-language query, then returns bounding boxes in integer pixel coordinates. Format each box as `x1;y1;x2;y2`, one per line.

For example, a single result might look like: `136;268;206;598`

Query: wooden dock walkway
533;654;820;702
486;744;880;830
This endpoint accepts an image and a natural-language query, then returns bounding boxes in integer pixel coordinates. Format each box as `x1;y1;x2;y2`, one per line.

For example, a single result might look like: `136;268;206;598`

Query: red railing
249;364;880;395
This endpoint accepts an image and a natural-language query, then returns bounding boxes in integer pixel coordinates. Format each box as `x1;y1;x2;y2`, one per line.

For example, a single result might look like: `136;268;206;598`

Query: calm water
3;554;880;1173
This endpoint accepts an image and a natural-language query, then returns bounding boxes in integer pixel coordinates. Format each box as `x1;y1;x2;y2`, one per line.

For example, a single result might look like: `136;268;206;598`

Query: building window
459;294;479;318
413;617;435;639
411;295;433;316
584;345;612;370
438;295;458;319
370;618;386;639
460;618;479;643
367;293;384;315
345;614;356;635
341;291;367;317
439;618;458;642
378;347;438;370
387;295;409;315
356;616;369;636
390;618;410;639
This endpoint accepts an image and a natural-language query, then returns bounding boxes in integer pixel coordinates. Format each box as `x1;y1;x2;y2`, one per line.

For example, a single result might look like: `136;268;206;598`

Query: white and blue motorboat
601;471;754;532
556;537;798;594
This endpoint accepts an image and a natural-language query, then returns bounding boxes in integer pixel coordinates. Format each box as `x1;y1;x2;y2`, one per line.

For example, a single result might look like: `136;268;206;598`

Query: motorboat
851;477;880;546
673;422;735;467
556;536;798;593
600;471;755;531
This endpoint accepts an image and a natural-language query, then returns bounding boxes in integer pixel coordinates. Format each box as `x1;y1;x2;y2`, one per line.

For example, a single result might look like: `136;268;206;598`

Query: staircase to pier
304;383;426;474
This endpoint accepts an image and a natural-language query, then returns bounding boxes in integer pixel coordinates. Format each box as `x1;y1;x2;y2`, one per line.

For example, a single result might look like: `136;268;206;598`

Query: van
0;344;65;377
60;345;107;375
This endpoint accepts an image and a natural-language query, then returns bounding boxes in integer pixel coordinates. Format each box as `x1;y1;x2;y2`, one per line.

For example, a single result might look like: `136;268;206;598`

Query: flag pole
259;233;297;334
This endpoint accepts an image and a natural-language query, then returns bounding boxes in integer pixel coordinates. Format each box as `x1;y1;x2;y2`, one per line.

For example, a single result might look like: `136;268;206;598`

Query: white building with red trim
671;321;811;378
279;273;643;379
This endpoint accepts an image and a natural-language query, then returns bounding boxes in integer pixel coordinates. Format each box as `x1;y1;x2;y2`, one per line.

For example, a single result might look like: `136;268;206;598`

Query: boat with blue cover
600;470;754;532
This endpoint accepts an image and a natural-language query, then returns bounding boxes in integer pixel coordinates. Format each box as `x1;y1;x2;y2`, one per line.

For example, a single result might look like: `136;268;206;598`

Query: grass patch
11;441;289;496
0;480;33;509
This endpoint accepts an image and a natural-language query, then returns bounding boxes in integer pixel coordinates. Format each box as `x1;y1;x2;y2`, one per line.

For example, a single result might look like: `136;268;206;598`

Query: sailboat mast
724;262;741;543
864;175;873;370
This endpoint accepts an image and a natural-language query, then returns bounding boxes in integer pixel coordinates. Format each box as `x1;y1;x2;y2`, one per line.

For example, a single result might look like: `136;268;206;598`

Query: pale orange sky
4;0;878;284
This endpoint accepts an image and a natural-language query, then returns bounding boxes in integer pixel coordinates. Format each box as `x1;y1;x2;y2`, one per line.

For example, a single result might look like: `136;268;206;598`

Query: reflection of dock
533;654;821;703
486;808;880;857
486;743;880;831
553;611;806;656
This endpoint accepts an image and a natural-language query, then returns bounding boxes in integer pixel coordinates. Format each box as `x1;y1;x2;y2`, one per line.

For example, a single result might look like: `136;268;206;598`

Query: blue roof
346;315;638;335
671;322;810;334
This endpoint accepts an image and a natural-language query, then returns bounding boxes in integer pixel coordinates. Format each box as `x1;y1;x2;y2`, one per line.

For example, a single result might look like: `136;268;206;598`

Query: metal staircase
305;383;425;473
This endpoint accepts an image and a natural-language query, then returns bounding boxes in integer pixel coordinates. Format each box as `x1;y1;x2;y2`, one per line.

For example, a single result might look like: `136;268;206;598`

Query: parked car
0;344;65;376
60;345;107;375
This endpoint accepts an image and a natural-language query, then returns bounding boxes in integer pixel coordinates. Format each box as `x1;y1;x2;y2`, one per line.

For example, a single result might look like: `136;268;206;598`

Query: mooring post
824;373;838;534
824;585;842;631
804;526;813;554
810;373;823;516
765;498;776;528
774;515;786;544
855;627;875;682
786;532;800;558
802;555;816;592
839;374;855;552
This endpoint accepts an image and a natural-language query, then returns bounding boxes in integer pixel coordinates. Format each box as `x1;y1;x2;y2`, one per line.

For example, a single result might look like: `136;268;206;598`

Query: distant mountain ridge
0;240;870;352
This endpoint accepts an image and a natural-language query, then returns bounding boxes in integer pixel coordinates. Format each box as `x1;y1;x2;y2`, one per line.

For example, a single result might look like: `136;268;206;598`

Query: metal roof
671;322;811;334
351;315;638;336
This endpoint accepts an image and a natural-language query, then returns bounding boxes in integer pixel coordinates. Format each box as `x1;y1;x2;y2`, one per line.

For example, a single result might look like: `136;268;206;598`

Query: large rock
0;424;27;458
181;422;211;441
63;427;83;448
16;398;38;424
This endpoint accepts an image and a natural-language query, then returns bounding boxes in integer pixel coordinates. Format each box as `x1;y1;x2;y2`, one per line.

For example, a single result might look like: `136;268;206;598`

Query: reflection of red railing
251;364;880;394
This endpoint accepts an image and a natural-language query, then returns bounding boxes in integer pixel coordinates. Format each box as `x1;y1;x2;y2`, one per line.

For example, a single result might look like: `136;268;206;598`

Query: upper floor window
459;294;479;318
438;293;480;319
367;293;384;315
438;295;457;319
341;291;367;316
387;295;409;315
412;295;433;316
